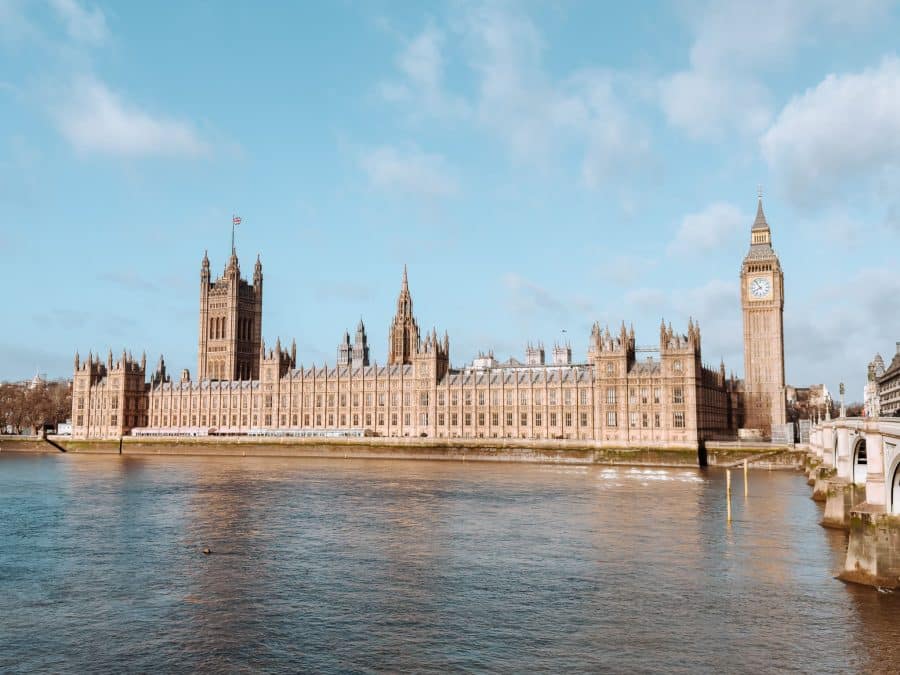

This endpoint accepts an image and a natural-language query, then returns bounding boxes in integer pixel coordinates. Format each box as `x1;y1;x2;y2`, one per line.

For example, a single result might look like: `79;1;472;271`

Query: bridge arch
884;444;900;515
852;437;867;485
890;453;900;515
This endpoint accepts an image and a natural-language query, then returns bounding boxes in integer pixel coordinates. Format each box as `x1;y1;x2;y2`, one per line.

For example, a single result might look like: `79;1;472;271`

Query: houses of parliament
72;197;788;445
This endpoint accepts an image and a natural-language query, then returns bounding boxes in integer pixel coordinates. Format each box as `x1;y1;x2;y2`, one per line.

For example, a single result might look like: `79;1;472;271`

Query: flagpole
231;214;235;254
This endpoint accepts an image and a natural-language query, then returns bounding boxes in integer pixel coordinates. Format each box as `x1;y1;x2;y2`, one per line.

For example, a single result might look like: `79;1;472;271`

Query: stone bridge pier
808;424;837;501
821;423;864;529
810;418;900;588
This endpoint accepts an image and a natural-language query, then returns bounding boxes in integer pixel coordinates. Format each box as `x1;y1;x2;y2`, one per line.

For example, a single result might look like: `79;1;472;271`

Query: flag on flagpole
233;215;242;225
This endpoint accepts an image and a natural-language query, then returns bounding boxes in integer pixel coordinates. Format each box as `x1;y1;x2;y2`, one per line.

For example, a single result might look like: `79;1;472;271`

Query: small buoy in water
202;547;212;555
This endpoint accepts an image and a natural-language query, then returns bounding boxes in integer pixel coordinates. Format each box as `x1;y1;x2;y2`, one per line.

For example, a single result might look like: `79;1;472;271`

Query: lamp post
839;382;846;418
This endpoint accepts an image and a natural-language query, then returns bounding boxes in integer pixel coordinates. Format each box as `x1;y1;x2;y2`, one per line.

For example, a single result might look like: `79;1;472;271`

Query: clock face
750;277;771;299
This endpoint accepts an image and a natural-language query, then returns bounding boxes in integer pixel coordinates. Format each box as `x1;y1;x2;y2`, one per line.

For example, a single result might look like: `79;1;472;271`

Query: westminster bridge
808;417;900;587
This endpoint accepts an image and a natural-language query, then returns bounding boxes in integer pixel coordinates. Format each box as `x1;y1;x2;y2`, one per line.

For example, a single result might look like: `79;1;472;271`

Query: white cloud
503;273;594;323
624;288;667;312
465;5;652;185
659;70;771;140
667;202;746;256
5;3;214;160
660;0;890;140
761;56;900;207
52;77;208;158
379;6;651;189
598;255;658;286
0;0;38;44
378;24;468;118
504;273;570;318
786;265;900;397
674;279;740;319
678;279;742;365
359;145;458;198
49;0;108;46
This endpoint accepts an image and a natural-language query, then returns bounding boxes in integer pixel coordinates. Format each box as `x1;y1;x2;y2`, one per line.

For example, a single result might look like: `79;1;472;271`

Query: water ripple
1;453;899;673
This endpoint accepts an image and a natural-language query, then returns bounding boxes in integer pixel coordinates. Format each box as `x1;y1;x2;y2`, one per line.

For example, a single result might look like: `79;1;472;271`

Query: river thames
2;453;899;673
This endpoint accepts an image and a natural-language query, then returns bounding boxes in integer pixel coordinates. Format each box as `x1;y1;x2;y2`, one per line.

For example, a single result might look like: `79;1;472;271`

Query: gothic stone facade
197;248;263;382
740;197;787;436
74;233;763;443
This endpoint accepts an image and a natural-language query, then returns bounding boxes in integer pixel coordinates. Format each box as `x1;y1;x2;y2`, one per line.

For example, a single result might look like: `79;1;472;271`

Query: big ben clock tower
741;193;786;436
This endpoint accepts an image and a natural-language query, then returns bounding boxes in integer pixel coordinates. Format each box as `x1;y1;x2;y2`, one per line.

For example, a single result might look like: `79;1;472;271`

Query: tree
0;380;71;434
0;383;25;433
846;402;865;418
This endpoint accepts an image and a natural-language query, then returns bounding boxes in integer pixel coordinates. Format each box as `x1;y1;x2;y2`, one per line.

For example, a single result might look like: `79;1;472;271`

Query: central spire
396;264;413;317
388;264;420;365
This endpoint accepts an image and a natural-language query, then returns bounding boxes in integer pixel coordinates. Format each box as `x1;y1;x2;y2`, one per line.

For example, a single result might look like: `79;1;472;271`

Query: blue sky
2;0;900;400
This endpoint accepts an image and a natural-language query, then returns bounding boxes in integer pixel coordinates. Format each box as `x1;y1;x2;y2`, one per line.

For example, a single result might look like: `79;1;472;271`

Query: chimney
896;341;900;356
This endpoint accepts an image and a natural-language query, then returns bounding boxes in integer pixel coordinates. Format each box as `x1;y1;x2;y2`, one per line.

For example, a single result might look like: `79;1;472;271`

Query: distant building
808;384;831;418
471;351;498;369
878;344;900;417
865;353;886;417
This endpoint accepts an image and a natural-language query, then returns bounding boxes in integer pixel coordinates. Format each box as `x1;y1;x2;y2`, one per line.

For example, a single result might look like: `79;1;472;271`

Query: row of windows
147;385;686;411
601;360;684;374
142;410;689;430
76;414;147;427
624;411;686;428
77;396;145;411
622;387;684;405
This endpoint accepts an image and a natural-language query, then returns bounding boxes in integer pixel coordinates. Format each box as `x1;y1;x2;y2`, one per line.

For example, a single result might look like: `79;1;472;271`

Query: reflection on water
2;453;900;672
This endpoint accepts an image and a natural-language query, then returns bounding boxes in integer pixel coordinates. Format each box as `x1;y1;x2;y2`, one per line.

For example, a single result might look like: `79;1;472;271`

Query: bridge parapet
810;418;900;588
811;418;900;512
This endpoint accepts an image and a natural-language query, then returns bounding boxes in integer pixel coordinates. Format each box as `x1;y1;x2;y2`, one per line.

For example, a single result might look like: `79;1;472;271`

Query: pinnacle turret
225;247;239;276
